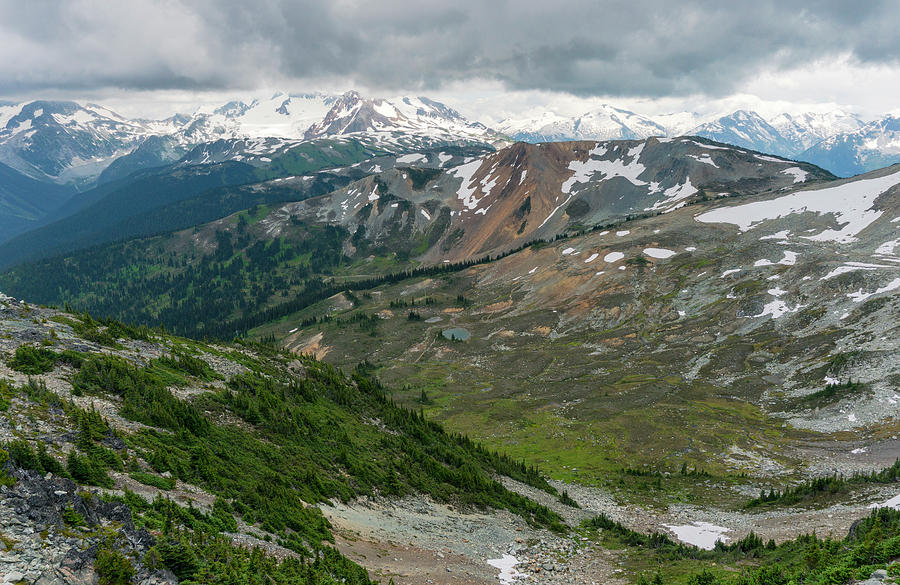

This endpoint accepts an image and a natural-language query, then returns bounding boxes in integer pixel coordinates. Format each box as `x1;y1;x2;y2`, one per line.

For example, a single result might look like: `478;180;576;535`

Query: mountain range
500;106;900;177
0;90;896;198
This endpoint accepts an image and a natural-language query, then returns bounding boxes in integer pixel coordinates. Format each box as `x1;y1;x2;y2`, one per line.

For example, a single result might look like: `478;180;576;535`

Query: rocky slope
271;137;832;264
0;294;576;584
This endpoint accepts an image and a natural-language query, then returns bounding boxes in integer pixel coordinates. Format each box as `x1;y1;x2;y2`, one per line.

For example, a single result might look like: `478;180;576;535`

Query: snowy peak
497;106;891;179
687;110;791;157
303;91;496;143
185;92;338;140
0;100;155;184
769;110;863;152
800;115;900;177
0;91;501;187
498;104;666;142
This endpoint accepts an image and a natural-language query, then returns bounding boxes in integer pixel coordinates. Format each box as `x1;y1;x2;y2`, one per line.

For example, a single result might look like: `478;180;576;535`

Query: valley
0;94;899;585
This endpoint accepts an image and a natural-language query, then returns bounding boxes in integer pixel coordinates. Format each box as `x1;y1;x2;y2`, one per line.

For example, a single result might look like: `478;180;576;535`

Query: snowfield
664;522;731;550
696;168;900;243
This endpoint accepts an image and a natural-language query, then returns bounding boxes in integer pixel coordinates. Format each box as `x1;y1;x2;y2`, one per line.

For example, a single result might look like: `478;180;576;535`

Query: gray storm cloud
0;0;898;98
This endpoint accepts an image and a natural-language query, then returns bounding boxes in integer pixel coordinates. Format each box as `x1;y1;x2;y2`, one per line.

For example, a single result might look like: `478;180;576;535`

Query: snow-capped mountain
496;107;890;178
686;110;793;157
0;101;160;186
769;110;863;153
99;92;342;180
189;92;338;140
497;104;666;142
652;111;704;136
799;115;900;177
304;91;500;145
0;91;502;187
3;92;899;189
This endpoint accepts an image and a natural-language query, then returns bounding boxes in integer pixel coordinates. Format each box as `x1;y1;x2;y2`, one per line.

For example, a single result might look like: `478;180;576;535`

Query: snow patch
752;300;806;319
604;252;625;263
649;177;698;212
420;209;431;220
643;247;676;259
695;169;900;243
688;153;718;167
875;238;900;256
487;554;524;585
870;493;900;510
561;143;648;194
450;160;484;211
721;269;742;277
664;522;731;550
779;251;799;265
585;253;599;263
562;247;577;256
397;154;426;165
847;278;900;303
821;262;889;280
691;141;733;151
781;167;809;183
760;230;791;240
616;230;630;237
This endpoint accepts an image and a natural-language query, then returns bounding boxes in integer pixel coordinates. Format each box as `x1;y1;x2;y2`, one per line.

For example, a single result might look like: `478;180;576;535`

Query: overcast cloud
1;0;898;117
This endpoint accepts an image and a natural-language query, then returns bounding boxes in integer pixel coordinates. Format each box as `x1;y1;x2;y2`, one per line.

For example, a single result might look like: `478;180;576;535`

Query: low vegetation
745;459;900;509
590;507;900;584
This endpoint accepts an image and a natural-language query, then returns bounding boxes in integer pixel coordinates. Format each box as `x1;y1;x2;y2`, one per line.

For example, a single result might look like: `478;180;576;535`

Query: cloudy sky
1;0;898;122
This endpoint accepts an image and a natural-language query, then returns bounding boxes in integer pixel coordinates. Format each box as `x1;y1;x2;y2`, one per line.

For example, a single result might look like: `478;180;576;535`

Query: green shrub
156;538;200;581
61;505;86;528
0;449;15;487
95;542;135;585
66;451;113;488
8;345;57;374
129;472;175;491
5;439;39;470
